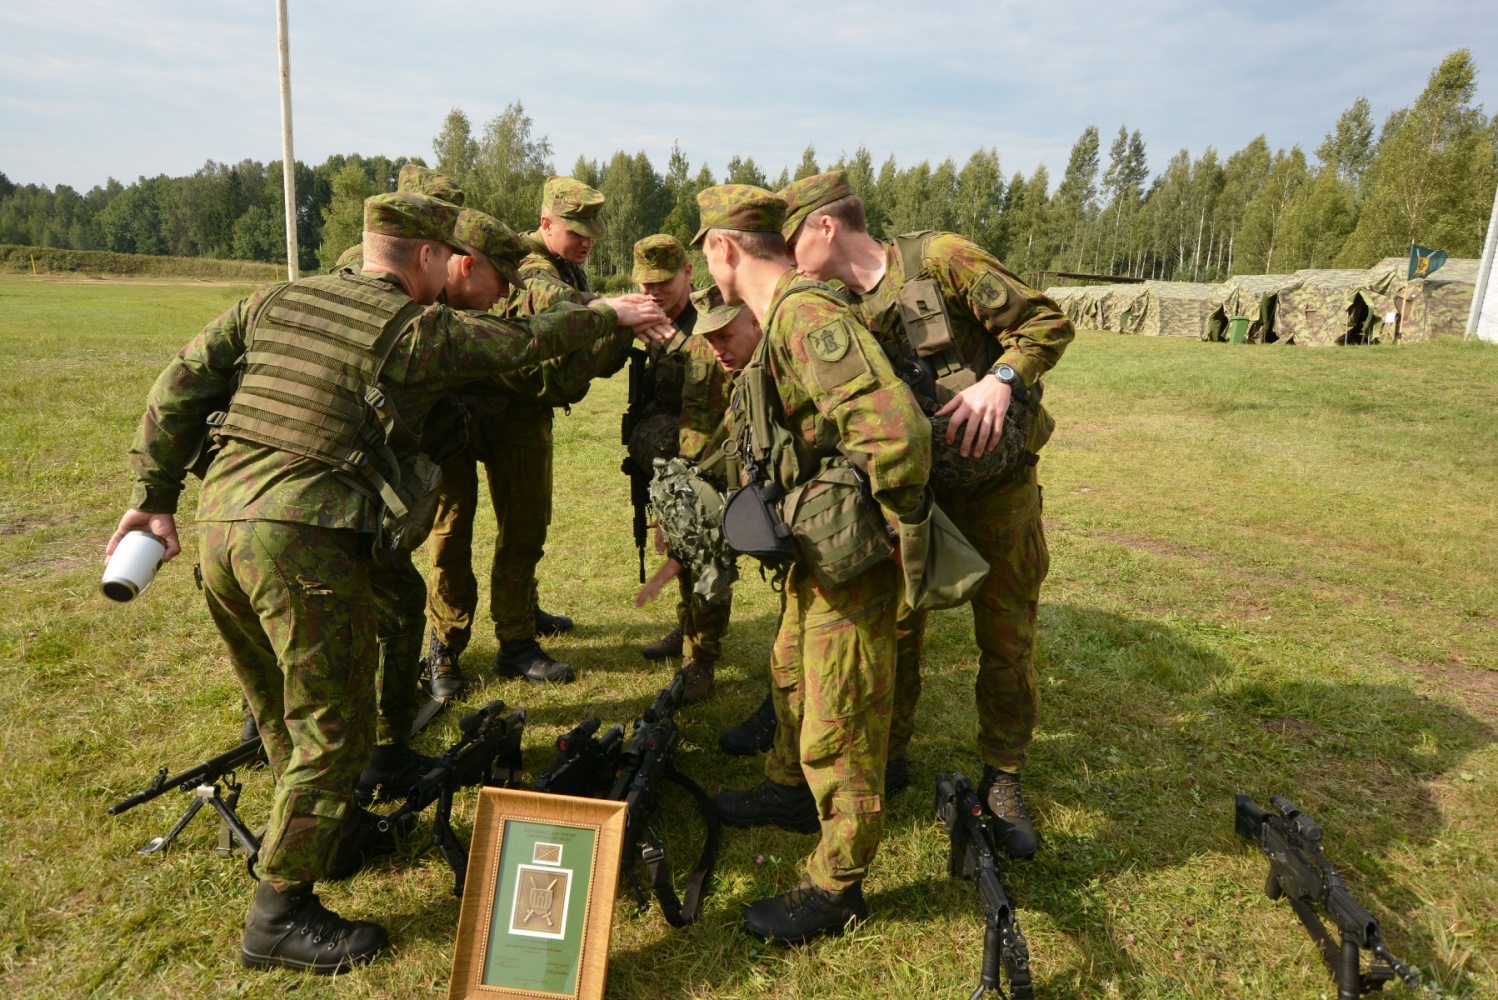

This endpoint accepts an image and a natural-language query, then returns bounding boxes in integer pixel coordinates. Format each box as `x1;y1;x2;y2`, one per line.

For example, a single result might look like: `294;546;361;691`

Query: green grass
1;272;1495;998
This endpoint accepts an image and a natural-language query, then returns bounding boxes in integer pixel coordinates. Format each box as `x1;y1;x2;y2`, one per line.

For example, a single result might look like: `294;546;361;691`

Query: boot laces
989;774;1027;820
294;898;351;947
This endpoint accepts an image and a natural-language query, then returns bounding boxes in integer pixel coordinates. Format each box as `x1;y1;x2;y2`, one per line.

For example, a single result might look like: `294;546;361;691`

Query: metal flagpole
276;0;299;280
1467;177;1498;339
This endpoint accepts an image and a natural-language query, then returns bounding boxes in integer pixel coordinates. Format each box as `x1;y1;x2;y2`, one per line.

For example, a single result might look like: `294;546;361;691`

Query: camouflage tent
1136;282;1227;338
1098;283;1151;335
1275;268;1400;346
1208;274;1299;343
1369;256;1479;343
1045;285;1087;327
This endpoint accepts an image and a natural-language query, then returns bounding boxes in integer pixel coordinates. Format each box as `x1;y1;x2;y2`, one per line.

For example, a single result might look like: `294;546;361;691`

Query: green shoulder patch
970;271;1010;312
807;323;851;362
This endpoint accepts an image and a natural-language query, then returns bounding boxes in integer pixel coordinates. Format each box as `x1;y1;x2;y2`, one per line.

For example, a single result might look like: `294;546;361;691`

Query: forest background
3;49;1496;292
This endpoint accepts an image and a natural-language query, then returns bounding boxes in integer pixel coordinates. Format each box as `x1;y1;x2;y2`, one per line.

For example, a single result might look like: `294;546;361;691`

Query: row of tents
1045;257;1479;345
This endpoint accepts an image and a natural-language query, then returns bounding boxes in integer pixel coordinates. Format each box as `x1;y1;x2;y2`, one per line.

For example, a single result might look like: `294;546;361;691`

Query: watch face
995;363;1016;383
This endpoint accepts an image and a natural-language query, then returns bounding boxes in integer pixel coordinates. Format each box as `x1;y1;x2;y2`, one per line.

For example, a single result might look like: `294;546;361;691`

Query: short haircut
709;228;787;262
362;232;435;269
806;194;867;234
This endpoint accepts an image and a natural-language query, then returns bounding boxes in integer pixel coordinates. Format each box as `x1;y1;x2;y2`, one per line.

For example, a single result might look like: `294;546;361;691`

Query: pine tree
315;164;371;271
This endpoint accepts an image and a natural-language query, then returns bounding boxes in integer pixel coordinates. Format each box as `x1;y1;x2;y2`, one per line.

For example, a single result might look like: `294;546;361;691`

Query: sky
2;1;1496;194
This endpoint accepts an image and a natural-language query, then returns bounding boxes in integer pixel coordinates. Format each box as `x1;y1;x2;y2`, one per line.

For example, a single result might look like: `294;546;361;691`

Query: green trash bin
1227;316;1251;344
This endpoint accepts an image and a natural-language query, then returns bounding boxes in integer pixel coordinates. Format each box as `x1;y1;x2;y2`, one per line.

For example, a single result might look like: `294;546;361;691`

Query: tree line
2;50;1493;287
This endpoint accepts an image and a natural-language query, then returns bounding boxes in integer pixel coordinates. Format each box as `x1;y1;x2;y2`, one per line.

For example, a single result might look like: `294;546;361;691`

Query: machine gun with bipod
376;699;526;897
937;772;1033;1000
532;717;625;797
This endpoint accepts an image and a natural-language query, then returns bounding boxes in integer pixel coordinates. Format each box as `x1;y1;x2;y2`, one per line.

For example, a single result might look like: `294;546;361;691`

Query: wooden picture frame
449;788;627;1000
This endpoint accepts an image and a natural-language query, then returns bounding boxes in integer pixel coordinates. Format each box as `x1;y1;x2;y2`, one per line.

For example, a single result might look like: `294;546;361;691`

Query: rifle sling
639;759;721;928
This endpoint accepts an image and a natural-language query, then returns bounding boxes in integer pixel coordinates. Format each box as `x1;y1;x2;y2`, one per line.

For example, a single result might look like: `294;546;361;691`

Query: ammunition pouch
722;479;794;563
372;452;443;556
781;463;896;589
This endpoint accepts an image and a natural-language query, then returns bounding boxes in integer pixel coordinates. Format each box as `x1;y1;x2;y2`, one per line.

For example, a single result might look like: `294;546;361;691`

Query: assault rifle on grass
620;345;652;583
108;733;266;865
532;717;625;796
937;772;1033;1000
376;699;525;897
1236;794;1420;998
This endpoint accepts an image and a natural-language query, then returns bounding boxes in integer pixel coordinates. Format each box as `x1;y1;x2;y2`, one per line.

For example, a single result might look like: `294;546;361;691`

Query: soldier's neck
737;259;797;323
842;232;888;295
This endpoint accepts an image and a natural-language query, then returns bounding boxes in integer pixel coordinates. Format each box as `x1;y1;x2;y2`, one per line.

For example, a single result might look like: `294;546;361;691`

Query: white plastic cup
102;530;167;602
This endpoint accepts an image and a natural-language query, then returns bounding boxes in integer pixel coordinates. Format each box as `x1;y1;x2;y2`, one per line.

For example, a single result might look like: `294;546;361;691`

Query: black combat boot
884;755;911;797
718;691;776;755
240;880;386;973
495;639;576;684
534;606;574;637
715;779;820;833
680;655;716;705
241;708;260;745
324;806;417;881
426;629;465;701
743;876;868;945
354;744;441;806
980;765;1038;859
640;626;683;661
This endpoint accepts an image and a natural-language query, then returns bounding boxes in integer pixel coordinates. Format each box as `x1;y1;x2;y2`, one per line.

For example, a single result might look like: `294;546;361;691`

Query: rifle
108;734;266;865
532;717;625;797
620;344;652;583
936;772;1033;1000
376;699;526;897
607;667;720;927
1236;794;1419;998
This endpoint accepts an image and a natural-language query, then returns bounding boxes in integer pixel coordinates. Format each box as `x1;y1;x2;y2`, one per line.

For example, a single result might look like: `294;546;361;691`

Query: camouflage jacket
128;271;618;529
734;269;930;517
848;234;1073;390
677;330;732;465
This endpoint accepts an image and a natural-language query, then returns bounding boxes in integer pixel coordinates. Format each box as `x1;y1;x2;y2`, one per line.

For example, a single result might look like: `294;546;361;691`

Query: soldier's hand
106;509;181;562
631;321;676;345
601;293;667;330
634;557;682;608
934;375;1012;459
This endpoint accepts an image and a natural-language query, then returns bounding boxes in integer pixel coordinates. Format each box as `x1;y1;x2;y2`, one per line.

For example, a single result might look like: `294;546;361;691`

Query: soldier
105;192;666;973
778;170;1073;859
425;176;611;685
629;235;736;703
355;206;533;803
696;185;930;944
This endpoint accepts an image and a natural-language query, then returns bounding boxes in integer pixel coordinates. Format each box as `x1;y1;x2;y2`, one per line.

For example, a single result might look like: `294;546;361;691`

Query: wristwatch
989;362;1027;401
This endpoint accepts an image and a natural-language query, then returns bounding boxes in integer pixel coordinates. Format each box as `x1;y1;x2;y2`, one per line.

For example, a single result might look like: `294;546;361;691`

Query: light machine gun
377;700;526;897
532;717;625;797
1235;794;1419;998
108;733;266;866
937;772;1034;1000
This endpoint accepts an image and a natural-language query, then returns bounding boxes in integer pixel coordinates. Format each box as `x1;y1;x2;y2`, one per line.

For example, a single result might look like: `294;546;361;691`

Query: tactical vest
651;327;691;413
724;278;894;585
210;272;440;551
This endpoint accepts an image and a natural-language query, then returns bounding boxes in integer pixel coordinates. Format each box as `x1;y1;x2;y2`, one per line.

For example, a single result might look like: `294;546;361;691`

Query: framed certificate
449;788;627;1000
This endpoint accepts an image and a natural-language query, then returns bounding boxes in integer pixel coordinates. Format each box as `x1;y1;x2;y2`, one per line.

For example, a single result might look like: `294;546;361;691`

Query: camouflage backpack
649;457;737;605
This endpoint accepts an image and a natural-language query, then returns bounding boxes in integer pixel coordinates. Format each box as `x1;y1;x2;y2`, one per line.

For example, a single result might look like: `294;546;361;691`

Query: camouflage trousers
764;559;899;892
889;467;1048;773
198;520;376;891
675;566;732;660
426;405;553;649
371;551;426;745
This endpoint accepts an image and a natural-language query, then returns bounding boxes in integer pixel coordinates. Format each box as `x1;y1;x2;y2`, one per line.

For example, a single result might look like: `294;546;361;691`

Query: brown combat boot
680;655;716;705
641;626;683;661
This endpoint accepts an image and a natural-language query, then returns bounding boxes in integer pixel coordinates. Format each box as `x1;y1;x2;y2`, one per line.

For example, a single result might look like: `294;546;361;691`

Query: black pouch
722;481;794;561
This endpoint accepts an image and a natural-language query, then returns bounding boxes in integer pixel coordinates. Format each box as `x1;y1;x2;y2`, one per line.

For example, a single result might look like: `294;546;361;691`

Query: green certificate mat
482;819;598;995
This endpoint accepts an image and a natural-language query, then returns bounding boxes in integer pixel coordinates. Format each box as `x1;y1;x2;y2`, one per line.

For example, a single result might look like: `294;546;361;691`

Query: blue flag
1408;244;1449;280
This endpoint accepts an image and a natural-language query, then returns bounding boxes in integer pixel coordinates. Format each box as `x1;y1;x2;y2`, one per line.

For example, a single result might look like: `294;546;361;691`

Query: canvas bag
896;496;990;611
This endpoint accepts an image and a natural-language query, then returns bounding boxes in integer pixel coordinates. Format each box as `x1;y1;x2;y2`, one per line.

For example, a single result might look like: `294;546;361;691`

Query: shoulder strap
894;231;937;282
637;760;721;927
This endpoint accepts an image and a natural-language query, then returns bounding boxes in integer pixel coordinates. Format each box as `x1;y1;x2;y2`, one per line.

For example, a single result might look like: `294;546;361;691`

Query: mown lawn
0;274;1494;998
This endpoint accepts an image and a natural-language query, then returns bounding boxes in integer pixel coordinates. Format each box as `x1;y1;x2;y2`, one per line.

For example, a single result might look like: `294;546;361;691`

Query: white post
276;0;299;280
1468;177;1498;338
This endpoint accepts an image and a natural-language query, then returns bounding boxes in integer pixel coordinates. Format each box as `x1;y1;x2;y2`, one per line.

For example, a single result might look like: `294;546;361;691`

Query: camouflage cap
779;170;852;240
691;185;787;246
542;176;607;239
689;284;747;336
363;192;466;254
453;208;526;288
334;243;363;269
398;164;466;207
632;234;688;284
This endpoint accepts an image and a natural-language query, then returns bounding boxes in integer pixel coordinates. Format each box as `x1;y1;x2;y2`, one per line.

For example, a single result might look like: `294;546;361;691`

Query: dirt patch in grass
1261;716;1326;745
1098;530;1213;562
1409;661;1498;722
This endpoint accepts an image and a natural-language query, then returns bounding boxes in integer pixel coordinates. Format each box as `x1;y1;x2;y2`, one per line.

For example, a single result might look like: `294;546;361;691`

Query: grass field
1;273;1495;999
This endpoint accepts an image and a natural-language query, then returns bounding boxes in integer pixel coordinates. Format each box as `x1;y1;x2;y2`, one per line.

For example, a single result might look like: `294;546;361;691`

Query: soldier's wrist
129;484;181;515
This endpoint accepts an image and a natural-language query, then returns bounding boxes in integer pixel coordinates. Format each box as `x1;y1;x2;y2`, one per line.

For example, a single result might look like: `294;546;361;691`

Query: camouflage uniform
127;193;621;890
782;172;1073;774
698;186;930;892
426;178;613;654
632;235;736;660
